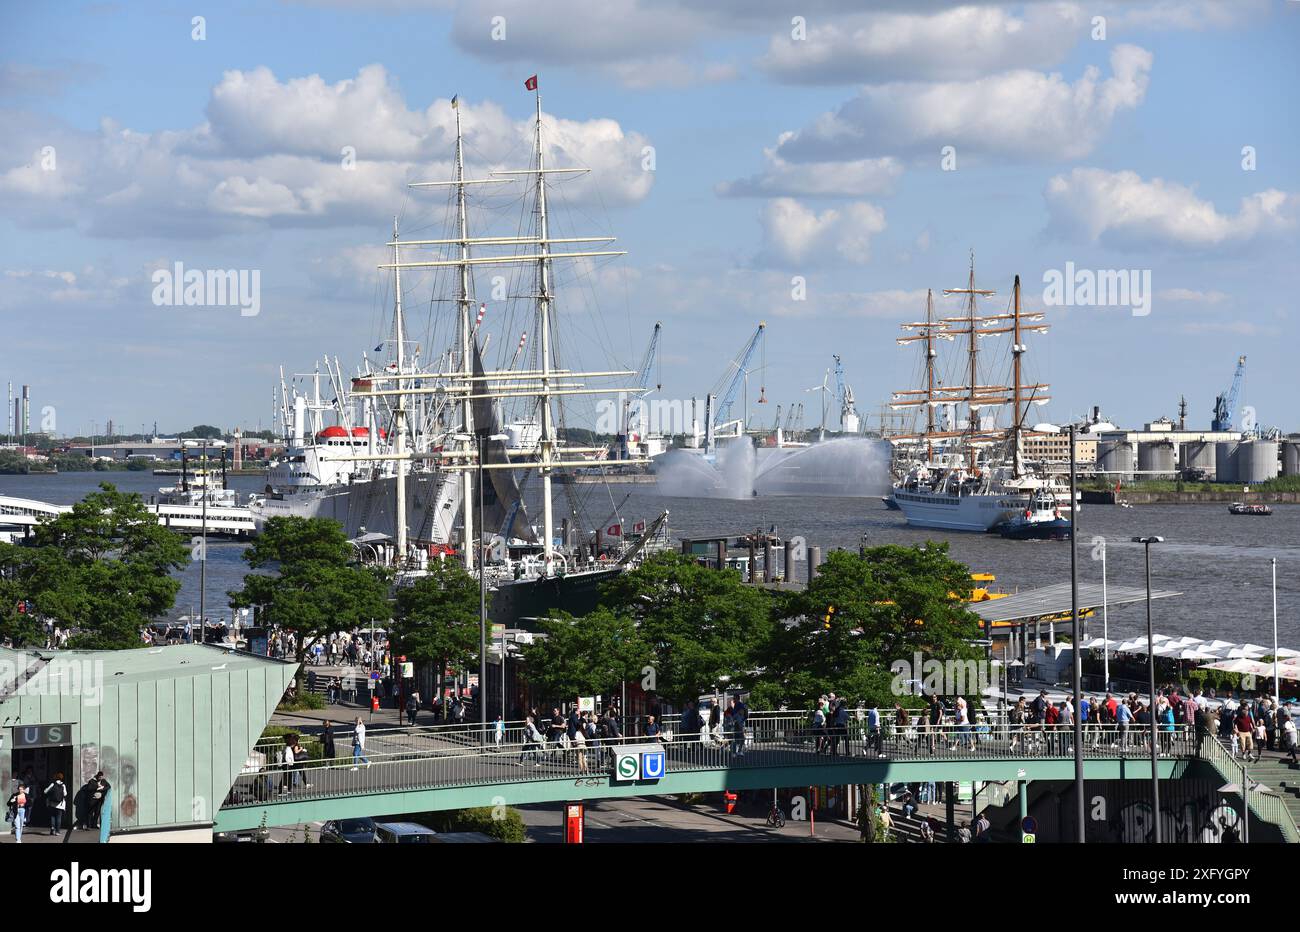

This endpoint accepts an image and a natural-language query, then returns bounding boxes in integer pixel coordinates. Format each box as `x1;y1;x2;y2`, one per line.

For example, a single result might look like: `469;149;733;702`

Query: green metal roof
1;643;292;695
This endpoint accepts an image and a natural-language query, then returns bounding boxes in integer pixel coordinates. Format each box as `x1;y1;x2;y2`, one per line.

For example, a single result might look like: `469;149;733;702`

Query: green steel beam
213;756;1190;832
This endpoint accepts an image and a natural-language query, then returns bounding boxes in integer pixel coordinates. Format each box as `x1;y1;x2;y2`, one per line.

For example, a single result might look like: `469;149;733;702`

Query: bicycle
765;802;786;828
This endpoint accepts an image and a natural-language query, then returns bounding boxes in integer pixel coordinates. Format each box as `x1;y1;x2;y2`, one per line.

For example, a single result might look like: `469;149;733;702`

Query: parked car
373;821;438;844
320;817;378;843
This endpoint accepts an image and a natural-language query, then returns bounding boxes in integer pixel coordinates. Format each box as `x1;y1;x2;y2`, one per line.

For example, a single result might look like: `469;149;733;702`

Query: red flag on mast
524;75;538;91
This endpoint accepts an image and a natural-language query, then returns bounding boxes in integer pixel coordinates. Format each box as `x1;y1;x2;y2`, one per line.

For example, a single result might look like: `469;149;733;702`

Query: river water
2;471;1296;647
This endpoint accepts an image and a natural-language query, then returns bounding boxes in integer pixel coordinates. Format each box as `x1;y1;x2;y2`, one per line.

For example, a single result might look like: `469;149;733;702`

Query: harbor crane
618;322;661;458
833;354;861;434
1211;354;1246;432
710;322;767;433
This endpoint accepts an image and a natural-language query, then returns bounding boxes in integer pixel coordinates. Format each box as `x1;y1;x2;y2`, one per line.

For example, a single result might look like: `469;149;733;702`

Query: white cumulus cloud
759;197;886;266
1044;168;1299;248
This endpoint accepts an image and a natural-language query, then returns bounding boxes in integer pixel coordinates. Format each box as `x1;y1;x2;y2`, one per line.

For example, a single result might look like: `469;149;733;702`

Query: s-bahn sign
612;744;666;783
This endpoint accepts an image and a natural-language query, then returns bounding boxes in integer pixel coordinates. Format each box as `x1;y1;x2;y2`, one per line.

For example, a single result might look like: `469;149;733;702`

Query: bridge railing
1199;735;1300;843
227;719;1194;810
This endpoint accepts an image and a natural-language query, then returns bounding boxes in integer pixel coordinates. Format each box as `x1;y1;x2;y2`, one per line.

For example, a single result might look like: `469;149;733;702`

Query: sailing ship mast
943;255;995;470
392;217;409;564
373;86;640;577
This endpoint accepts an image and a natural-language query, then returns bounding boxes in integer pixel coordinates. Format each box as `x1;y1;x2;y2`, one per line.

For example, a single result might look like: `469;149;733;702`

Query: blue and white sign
641;749;666;779
611;745;667;783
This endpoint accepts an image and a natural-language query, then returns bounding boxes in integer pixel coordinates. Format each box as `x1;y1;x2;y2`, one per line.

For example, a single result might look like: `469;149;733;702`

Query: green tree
390;559;480;716
229;516;390;690
598;551;776;706
0;483;189;648
756;544;984;709
520;607;652;704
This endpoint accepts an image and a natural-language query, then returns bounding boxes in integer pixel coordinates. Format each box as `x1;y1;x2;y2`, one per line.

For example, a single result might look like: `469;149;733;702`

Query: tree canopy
390;558;481;707
520;607;652;703
597;550;777;705
228;516;390;682
0;483;189;649
753;544;984;709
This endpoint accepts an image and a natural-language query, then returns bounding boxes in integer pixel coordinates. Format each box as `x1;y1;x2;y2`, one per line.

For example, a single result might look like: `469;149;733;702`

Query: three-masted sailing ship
888;259;1073;532
253;86;669;620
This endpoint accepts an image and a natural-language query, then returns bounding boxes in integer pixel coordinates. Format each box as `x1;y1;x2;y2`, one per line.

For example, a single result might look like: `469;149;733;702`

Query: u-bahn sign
612;744;666;783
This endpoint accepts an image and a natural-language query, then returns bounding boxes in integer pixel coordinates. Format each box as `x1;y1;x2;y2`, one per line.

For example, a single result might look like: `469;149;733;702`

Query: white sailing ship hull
892;488;1036;532
249;471;459;544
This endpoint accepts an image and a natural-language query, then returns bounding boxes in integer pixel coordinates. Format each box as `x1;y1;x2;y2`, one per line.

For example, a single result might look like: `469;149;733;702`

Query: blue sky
1;0;1297;439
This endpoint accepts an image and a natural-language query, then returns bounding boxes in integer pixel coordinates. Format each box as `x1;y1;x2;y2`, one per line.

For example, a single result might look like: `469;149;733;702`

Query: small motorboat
881;495;901;511
998;490;1072;540
1229;502;1272;516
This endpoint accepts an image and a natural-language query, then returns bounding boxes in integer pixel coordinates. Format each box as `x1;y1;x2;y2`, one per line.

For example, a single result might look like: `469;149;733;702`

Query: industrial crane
1211;354;1246;432
833;354;861;434
618;321;662;458
710;322;767;432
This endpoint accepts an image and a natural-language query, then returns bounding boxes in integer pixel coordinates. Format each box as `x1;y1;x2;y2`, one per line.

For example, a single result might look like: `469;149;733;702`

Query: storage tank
1238;440;1280;484
1216;441;1239;484
1138;441;1176;480
1181;440;1216;479
1096;440;1134;481
1284;440;1300;477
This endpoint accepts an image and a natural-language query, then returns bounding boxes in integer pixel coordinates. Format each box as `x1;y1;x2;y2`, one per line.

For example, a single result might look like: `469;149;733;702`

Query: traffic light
823;605;836;629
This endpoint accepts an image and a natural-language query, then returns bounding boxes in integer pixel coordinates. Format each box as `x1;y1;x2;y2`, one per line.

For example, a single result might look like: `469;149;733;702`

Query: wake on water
653;436;892;499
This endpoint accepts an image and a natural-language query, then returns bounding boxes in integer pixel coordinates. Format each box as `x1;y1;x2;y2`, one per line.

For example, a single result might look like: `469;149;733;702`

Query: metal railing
228;716;1194;810
1198;735;1300;843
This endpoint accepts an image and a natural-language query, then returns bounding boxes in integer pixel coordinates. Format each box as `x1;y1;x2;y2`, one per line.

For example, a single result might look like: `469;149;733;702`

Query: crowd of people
5;771;111;843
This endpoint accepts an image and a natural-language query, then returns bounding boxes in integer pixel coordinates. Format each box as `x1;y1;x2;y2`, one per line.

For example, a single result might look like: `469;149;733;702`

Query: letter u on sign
641;751;665;780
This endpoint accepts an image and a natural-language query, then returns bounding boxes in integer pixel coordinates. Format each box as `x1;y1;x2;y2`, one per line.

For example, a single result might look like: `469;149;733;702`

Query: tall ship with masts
259;83;668;621
888;260;1073;532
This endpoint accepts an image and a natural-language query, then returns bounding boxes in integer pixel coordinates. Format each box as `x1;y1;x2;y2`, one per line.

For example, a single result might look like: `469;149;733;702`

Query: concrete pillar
784;540;796;583
715;539;726;570
945;783;955;842
809;546;822;581
763;541;774;583
1019;780;1028;842
747;540;757;583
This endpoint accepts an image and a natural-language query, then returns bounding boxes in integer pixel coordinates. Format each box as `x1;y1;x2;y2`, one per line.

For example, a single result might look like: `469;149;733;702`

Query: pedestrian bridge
213;715;1198;832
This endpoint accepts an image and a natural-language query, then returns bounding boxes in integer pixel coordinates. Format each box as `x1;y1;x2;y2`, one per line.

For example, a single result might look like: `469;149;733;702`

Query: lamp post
1101;537;1109;690
1069;424;1083;843
184;437;226;644
1133;534;1165;843
469;430;508;740
1272;557;1280;705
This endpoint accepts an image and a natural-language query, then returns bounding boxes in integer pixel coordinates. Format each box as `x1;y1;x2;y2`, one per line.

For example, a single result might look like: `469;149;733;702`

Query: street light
184;438;227;644
1100;537;1110;690
1133;534;1165;843
1272;557;1280;705
472;430;508;738
1218;778;1275;843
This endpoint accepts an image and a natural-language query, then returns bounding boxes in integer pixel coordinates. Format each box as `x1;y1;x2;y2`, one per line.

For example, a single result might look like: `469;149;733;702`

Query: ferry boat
1228;502;1272;516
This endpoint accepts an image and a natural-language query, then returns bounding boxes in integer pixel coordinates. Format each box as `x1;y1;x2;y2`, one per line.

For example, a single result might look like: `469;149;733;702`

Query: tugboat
997;490;1072;540
1229;502;1272;516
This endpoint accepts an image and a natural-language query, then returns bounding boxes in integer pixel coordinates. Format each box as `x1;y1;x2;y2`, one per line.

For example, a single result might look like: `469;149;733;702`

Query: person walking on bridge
350;718;371;770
